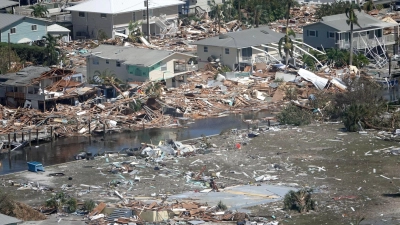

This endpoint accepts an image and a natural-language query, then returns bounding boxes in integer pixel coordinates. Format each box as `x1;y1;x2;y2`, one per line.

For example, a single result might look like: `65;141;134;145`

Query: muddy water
0;111;270;175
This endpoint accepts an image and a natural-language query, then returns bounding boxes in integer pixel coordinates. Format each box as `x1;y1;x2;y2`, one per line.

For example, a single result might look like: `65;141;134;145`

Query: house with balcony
193;26;284;71
303;11;398;51
0;13;47;43
65;0;185;39
86;45;196;87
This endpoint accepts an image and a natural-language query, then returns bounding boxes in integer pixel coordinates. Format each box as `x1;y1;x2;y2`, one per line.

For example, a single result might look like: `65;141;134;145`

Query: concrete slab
168;184;296;212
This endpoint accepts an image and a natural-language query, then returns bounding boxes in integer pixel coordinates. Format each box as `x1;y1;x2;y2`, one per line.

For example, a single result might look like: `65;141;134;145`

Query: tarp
298;69;329;90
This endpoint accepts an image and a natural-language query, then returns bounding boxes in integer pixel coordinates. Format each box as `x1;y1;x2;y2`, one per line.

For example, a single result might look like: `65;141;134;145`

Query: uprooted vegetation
0;188;46;221
276;76;400;132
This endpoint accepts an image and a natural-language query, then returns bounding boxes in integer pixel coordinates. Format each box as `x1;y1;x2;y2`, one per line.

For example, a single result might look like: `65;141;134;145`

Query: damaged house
0;66;96;111
86;45;196;87
65;0;184;39
193;26;284;71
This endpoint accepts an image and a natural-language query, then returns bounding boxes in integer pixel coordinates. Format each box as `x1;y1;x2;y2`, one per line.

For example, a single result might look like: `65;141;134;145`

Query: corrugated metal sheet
298;69;328;90
107;208;133;222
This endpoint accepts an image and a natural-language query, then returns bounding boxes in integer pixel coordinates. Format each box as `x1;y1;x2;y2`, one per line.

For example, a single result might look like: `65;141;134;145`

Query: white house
65;0;185;39
193;26;285;70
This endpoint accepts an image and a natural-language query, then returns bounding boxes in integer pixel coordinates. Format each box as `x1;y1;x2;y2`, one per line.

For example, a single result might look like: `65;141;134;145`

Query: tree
284;189;317;213
0;46;20;74
97;29;108;42
278;0;296;69
29;4;49;18
94;69;125;97
345;3;361;66
128;20;143;42
42;34;59;66
326;48;347;67
254;5;263;27
145;82;163;98
352;53;369;68
315;1;351;19
363;0;376;11
300;54;315;70
209;0;222;33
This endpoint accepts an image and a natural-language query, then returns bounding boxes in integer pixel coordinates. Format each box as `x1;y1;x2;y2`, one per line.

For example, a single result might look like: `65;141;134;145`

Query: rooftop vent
261;30;269;34
219;34;229;39
16;72;28;76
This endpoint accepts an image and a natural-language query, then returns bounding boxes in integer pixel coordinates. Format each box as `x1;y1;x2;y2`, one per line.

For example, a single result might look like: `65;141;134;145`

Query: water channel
0;111;271;175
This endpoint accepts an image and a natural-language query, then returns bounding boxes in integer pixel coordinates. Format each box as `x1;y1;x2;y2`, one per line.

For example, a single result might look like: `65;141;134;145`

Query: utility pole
8;33;11;70
145;0;150;42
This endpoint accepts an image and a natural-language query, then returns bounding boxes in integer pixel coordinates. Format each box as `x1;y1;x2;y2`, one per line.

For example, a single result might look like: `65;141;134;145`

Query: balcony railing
337;34;395;49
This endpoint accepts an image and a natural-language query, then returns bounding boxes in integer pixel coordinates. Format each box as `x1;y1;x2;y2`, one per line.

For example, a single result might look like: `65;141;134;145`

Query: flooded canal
0;111;270;175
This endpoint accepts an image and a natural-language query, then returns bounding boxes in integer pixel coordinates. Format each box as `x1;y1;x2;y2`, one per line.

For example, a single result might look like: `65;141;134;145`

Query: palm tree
326;48;346;67
128;20;142;42
145;82;163;98
29;4;49;18
278;0;296;69
363;0;376;11
42;34;59;66
94;69;125;97
284;189;317;213
300;54;316;70
210;0;222;33
345;4;361;66
254;5;263;28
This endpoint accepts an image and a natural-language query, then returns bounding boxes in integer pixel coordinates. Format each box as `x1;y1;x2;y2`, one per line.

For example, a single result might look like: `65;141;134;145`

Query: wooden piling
13;131;16;142
7;133;10;150
103;122;106;139
21;132;24;141
36;129;39;144
50;126;53;142
268;119;271;127
29;130;31;147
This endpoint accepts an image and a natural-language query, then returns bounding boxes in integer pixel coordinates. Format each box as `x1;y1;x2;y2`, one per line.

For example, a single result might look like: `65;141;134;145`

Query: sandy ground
2;123;400;224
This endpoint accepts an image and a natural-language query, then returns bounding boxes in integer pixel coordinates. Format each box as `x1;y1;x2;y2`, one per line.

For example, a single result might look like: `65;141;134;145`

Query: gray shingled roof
193;26;284;48
90;45;193;67
306;11;397;32
0;0;19;9
0;213;22;224
0;13;24;30
0;66;51;86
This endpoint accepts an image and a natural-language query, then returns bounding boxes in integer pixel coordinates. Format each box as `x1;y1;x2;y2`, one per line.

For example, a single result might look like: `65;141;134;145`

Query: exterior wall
149;54;191;80
192;0;224;12
0;17;47;43
71;11;113;39
71;5;179;39
197;44;238;70
303;23;338;49
87;53;191;83
86;56;130;82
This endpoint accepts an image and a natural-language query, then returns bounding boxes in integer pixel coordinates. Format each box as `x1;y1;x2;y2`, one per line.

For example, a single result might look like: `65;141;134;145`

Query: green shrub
284;189;317;213
277;104;313;126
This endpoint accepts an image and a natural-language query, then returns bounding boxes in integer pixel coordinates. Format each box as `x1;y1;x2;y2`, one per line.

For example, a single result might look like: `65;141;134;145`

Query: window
204;46;208;52
106;60;109;64
161;62;167;71
31;25;37;31
135;68;141;76
10;28;16;34
116;61;121;67
308;30;317;37
132;12;136;21
375;29;382;38
264;47;269;52
328;32;335;38
241;47;252;57
92;58;99;65
207;0;211;5
79;12;85;17
142;10;146;18
100;13;107;18
225;48;230;54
